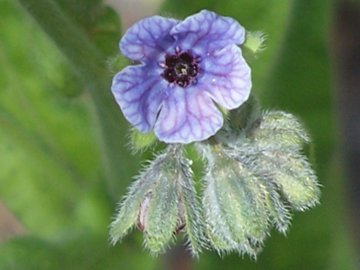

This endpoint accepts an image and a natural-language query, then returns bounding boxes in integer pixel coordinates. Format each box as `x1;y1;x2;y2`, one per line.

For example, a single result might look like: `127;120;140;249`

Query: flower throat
162;51;199;87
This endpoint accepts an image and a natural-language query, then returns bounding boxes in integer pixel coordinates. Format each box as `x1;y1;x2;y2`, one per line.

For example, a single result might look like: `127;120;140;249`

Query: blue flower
111;10;251;143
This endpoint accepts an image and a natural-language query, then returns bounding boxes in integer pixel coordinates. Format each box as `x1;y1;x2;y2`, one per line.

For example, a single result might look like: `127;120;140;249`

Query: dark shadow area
332;0;360;255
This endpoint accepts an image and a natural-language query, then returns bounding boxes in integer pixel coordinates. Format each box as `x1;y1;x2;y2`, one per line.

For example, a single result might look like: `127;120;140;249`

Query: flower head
111;10;251;143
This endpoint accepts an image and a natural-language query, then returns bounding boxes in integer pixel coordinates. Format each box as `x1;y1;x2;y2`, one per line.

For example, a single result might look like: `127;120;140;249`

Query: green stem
16;0;136;200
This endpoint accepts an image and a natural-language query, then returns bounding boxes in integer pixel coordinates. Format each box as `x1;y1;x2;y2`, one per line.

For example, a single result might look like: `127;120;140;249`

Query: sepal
243;31;267;55
110;145;204;255
196;109;319;256
129;128;156;153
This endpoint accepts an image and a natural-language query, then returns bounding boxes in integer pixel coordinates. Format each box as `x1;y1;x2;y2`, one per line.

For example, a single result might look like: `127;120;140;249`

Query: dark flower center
162;51;199;88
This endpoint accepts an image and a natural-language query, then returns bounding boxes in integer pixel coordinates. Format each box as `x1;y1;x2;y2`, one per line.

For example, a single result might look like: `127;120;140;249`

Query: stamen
162;50;199;88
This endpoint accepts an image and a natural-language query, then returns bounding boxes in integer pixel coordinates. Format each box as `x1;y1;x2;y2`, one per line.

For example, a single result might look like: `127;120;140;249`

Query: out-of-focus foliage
0;0;102;237
0;0;357;269
0;0;155;268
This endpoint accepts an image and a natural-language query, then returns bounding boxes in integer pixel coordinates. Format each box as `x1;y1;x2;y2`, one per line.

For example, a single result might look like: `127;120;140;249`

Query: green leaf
0;0;100;236
53;0;122;56
16;0;137;199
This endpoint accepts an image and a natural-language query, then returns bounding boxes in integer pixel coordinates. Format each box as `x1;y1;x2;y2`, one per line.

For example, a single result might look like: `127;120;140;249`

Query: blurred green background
0;0;359;269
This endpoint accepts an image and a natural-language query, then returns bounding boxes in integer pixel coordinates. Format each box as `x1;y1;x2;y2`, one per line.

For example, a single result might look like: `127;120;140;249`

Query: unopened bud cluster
110;102;320;257
110;145;203;255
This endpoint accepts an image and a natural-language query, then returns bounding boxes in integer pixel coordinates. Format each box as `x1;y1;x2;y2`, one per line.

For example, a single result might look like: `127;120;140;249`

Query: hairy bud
196;109;319;257
110;145;204;256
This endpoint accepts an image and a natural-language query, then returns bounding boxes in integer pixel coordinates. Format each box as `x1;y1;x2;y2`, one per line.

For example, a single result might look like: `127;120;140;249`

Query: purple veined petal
154;87;223;143
170;10;245;54
111;65;166;132
120;16;179;62
201;44;251;110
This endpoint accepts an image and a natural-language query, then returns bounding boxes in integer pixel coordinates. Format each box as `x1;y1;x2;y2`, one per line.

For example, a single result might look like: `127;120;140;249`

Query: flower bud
197;110;319;256
244;31;267;54
110;145;204;256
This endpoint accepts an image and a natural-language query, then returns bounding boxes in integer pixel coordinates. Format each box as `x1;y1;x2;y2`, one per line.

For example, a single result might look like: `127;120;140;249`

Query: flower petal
111;65;166;132
154;87;223;143
170;10;245;53
201;45;251;110
120;16;179;62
